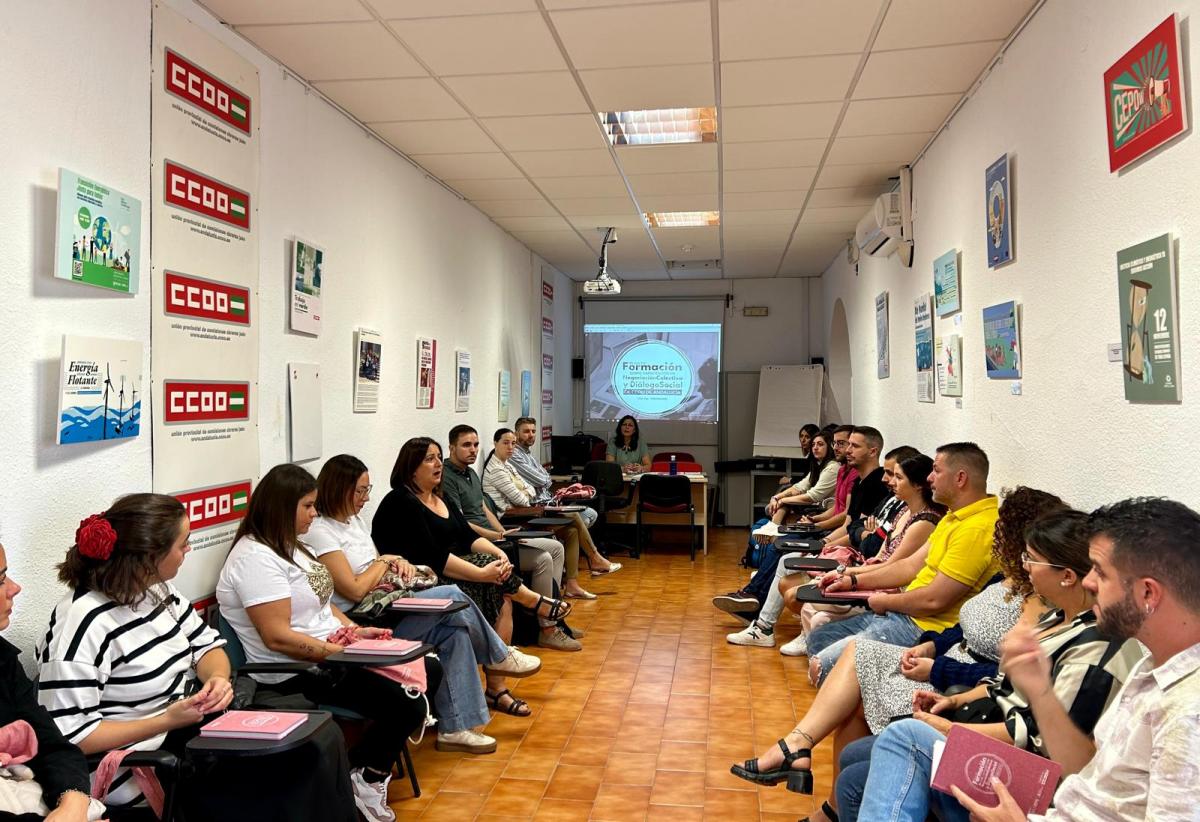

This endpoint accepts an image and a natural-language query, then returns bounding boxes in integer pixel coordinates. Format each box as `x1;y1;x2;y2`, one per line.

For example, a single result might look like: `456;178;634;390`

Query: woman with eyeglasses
307;454;541;729
371;438;568;729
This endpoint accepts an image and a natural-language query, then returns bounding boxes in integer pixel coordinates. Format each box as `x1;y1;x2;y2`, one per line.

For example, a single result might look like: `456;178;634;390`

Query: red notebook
200;711;306;740
931;725;1061;815
390;598;454;609
342;638;422;655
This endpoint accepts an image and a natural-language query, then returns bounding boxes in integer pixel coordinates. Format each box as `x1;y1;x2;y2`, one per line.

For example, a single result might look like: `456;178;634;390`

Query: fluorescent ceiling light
598;107;717;146
644;211;720;228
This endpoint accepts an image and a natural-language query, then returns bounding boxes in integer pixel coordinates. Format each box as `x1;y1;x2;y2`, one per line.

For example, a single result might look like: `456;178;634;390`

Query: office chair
636;474;698;561
581;460;637;558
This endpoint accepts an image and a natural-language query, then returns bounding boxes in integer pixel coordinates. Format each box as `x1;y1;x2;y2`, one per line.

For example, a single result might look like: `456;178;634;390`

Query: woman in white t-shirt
216;464;442;821
307;455;540;731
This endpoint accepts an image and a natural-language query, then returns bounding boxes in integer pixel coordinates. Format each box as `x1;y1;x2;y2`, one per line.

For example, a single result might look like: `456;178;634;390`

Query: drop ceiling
200;0;1038;280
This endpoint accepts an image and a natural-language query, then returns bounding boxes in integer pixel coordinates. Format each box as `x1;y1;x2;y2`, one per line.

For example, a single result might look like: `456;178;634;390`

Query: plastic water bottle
669;454;678;475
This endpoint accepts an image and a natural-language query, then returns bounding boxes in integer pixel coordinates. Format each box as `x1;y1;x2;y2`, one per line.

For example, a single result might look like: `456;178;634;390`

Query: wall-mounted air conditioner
854;166;914;267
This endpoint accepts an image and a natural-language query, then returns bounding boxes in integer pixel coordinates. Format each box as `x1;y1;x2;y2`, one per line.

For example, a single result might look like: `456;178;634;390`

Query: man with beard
953;497;1200;821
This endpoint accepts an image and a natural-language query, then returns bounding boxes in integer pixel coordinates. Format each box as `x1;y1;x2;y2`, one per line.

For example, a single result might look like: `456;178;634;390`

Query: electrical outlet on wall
1011;382;1022;396
1107;343;1122;362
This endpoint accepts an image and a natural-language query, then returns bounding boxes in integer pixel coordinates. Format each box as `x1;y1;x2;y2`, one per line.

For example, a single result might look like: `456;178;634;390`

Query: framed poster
933;249;960;316
287;362;321;462
914;294;935;403
1117;234;1179;402
520;370;532;416
498;370;511;421
984;154;1013;268
289;239;323;335
416;337;436;409
982;301;1021;379
936;314;963;398
353;328;382;413
1104;14;1187;172
58;335;143;444
875;291;890;379
455;350;471;412
55;168;142;294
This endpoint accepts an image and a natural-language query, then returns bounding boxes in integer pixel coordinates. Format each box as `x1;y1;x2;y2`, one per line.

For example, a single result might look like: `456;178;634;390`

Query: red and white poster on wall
1104;14;1187;172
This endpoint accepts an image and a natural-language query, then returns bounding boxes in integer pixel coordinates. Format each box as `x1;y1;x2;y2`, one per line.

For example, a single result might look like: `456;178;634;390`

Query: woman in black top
0;540;93;822
372;437;571;631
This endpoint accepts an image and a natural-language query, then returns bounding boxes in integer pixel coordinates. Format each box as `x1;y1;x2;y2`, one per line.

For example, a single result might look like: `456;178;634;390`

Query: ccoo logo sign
164;271;250;325
163;380;250;423
164;161;251;231
165;49;251;134
175;481;251;531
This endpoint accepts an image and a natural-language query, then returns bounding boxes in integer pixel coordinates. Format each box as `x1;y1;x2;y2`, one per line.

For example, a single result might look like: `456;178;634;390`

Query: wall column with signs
540;275;554;459
150;3;260;604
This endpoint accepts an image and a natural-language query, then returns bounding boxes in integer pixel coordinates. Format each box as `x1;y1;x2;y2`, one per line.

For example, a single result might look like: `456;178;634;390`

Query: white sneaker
485;646;542;678
436;728;498;754
349;768;395;822
726;621;775;647
780;634;809;656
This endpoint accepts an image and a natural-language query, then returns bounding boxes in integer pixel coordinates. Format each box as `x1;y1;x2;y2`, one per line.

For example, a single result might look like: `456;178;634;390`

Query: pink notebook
200;711;306;740
931;725;1061;814
342;638;422;655
391;598;454;609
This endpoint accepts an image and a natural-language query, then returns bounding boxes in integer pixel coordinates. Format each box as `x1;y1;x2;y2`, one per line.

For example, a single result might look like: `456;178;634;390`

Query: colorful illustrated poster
936;315;963;398
55;169;142;294
914;294;935;403
1117;234;1179;402
58;336;143;444
1105;15;1187;172
985;154;1013;268
455;349;471;412
982;301;1021;379
541;275;555;419
151;3;260;603
933;249;960;316
289;239;323;335
416;337;436;409
353;328;382;413
498;370;511;421
875;291;890;379
520;370;532;416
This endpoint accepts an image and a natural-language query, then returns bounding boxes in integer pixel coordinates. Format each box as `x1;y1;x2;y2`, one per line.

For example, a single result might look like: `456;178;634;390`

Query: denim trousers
858;719;970;822
807;611;922;684
393;586;510;733
834;735;876;822
745;543;785;601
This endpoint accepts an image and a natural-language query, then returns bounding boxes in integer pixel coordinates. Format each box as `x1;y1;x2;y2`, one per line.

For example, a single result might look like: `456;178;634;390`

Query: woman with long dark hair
605;415;651;472
216;463;443;818
766;430;839;518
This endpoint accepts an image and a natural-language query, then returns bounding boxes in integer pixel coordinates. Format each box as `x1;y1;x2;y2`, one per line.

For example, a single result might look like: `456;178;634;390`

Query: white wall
820;0;1200;512
0;0;572;659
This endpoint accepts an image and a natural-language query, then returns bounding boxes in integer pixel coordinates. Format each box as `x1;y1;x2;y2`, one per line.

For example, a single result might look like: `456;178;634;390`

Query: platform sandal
529;593;572;622
485;688;532;717
729;739;814;793
799;800;838;822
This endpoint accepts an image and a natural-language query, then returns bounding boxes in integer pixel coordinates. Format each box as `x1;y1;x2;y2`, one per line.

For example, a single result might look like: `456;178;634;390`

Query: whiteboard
288;362;322;463
753;364;823;458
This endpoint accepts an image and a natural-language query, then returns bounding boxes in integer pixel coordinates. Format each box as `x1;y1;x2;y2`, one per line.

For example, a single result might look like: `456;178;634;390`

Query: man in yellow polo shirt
807;442;1000;685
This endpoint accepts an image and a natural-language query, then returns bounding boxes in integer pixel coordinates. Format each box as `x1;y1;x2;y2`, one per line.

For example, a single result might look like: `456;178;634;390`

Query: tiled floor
389;528;835;821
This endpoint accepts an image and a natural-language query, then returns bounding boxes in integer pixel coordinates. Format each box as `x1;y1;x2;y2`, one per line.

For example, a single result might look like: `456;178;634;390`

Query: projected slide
585;323;721;422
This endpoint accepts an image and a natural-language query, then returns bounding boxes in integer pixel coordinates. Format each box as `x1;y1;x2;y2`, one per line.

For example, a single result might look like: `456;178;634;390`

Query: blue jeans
835;735;876;822
745;543;785;601
808;611;922;684
393;586;509;733
858;719;969;822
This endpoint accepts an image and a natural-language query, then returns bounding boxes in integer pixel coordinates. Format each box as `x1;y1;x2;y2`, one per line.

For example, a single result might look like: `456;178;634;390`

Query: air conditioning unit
855;192;903;257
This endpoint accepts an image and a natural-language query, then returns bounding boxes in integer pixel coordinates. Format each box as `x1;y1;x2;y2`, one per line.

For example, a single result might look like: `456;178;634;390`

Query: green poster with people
1117;234;1180;402
54;168;141;294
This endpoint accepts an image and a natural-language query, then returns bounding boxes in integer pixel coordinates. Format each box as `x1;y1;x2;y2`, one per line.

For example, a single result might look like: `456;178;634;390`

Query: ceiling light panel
580;64;716;112
550;2;713;69
386;13;565;75
720;55;859;107
598;107;717;146
873;0;1035;50
644;211;720;228
235;23;427;81
718;0;883;61
199;0;370;26
853;41;1002;99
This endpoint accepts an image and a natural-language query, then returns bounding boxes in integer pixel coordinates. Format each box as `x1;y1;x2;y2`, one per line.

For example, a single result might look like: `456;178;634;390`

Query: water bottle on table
669;454;678;475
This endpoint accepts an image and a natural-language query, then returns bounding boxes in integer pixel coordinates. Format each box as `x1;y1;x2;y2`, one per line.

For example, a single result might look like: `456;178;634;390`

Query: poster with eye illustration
984;154;1013;268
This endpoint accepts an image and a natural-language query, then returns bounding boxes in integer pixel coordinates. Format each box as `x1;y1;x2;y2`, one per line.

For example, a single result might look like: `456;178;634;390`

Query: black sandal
800;800;839;822
730;739;814;793
530;594;572;622
485;688;532;717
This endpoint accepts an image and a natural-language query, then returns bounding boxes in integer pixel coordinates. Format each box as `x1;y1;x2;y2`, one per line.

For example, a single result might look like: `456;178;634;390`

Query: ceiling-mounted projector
584;227;621;295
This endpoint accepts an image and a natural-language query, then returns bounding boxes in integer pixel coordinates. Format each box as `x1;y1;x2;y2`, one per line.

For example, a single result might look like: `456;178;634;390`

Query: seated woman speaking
307;454;541;730
605;415;651;472
217;464;442;820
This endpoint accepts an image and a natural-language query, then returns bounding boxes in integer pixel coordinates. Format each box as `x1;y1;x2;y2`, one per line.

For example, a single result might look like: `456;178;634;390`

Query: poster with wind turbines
58;335;143;444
